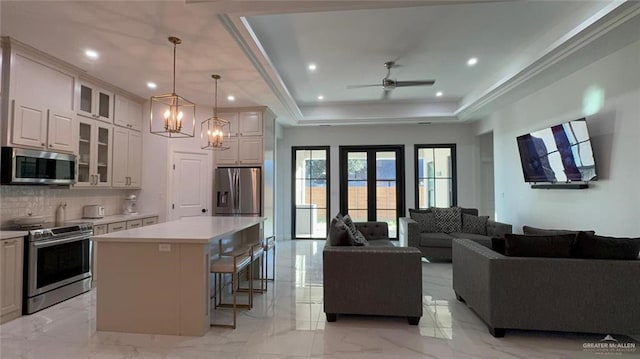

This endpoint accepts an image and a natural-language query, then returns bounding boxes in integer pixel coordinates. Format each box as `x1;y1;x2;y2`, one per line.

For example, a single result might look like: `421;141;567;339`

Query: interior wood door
171;151;211;220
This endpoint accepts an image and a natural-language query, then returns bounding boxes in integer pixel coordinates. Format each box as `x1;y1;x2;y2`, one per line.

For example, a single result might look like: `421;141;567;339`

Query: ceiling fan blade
346;84;380;89
394;80;436;87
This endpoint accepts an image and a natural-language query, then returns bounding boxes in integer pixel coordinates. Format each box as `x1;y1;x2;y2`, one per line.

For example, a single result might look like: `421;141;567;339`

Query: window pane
416;145;456;208
376;181;396;209
347;152;367;213
433;178;453;207
347;152;367;180
348;181;367;212
376;152;396;180
294;148;329;239
347;210;367;222
376;210;397;239
434;148;452;178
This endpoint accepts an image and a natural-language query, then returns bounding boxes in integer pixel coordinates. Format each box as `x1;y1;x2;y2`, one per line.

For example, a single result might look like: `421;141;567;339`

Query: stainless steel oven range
20;222;93;314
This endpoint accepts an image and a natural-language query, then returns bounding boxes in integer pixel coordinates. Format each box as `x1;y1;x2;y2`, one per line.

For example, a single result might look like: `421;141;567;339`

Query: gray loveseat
323;221;423;325
452;238;640;337
399;207;512;261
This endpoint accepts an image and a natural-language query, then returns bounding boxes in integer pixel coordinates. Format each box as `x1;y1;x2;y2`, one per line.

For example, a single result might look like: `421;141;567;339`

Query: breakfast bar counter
92;216;264;336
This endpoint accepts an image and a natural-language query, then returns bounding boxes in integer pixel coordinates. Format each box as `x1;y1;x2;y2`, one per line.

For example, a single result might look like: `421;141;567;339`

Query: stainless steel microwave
1;147;76;185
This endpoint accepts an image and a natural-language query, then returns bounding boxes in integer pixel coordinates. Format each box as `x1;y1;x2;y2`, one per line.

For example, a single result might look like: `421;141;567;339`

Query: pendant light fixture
201;74;229;150
150;36;195;138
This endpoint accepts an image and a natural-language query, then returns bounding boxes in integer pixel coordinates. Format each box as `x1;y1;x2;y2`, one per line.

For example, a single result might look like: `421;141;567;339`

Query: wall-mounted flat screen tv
516;118;597;183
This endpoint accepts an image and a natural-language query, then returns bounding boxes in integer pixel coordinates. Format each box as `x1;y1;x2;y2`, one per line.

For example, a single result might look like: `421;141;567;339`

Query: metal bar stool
237;236;268;300
210;243;253;329
263;236;276;289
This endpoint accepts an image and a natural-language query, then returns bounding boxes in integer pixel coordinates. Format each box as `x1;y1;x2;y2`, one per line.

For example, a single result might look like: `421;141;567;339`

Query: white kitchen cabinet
219;112;239;137
78;81;113;123
219;111;262;137
126;219;142;229
107;221;126;233
93;224;107;235
112;127;142;188
11;100;75;153
238;137;263;164
114;94;142;131
238;111;263;137
76;118;111;187
142;217;158;226
3;48;75;149
215;137;263;166
1;236;23;324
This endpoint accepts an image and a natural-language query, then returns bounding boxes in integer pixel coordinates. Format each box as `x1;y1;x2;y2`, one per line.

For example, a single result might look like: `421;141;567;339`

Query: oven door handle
32;234;91;248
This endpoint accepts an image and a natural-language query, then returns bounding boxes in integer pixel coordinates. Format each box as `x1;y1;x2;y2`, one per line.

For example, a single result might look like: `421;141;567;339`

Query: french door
339;145;405;238
292;147;330;239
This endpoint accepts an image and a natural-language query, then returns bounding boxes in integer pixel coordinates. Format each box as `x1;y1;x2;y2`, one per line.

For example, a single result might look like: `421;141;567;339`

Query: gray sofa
399;208;512;261
323;221;423;325
452;238;640;337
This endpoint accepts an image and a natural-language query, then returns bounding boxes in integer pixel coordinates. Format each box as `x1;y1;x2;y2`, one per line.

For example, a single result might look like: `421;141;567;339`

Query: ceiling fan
347;61;435;99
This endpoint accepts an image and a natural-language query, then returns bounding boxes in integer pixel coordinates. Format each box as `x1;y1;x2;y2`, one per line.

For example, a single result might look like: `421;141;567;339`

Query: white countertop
0;231;28;240
66;213;158;226
92;216;265;244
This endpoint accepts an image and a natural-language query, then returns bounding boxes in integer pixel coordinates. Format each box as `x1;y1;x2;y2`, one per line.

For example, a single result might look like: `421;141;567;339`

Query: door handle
201;208;208;213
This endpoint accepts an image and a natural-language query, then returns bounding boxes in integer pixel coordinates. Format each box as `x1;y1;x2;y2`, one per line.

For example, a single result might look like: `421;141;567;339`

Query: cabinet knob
49;144;54;147
41;143;46;146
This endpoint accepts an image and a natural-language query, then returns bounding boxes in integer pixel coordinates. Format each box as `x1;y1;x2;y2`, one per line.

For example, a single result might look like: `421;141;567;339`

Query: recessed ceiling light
85;49;99;59
317;95;324;100
467;57;478;66
146;82;157;89
436;91;443;97
227;95;235;101
308;63;317;71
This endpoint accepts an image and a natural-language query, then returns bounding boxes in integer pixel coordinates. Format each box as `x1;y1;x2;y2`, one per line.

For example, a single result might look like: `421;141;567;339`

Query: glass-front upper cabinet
78;82;113;123
76;119;111;187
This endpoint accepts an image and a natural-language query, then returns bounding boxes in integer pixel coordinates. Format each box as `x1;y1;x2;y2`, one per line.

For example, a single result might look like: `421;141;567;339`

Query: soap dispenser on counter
55;202;67;226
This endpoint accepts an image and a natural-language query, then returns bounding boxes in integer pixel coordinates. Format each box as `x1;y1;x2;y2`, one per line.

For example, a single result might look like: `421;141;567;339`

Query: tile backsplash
0;186;140;226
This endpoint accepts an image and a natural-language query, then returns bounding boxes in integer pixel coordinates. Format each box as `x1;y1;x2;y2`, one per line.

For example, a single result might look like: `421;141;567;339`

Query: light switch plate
159;243;171;252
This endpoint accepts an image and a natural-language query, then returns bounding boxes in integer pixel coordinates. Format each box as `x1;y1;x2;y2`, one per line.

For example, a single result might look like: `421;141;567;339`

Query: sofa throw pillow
504;233;576;258
342;214;368;246
409;210;436;233
523;225;595;236
328;217;352;246
432;207;462;233
573;231;640;260
462;214;488;235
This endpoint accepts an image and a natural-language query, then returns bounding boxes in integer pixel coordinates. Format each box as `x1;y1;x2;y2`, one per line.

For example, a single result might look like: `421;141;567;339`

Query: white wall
276;123;479;240
477;40;640;236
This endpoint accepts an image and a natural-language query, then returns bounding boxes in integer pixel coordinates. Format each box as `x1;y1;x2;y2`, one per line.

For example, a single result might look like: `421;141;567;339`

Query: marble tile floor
1;240;637;359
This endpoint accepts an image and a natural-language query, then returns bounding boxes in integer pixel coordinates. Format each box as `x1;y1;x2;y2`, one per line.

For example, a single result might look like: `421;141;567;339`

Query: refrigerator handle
217;192;228;206
234;170;240;213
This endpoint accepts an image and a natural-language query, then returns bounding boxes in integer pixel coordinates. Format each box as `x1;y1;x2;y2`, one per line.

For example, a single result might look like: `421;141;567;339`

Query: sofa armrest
399;217;420;248
487;219;512;238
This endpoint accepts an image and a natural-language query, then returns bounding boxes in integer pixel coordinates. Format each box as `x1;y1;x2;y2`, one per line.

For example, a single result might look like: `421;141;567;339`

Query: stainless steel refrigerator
214;167;262;216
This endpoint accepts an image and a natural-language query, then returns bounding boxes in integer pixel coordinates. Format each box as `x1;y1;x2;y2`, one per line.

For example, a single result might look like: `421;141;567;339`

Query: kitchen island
92;216;264;336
